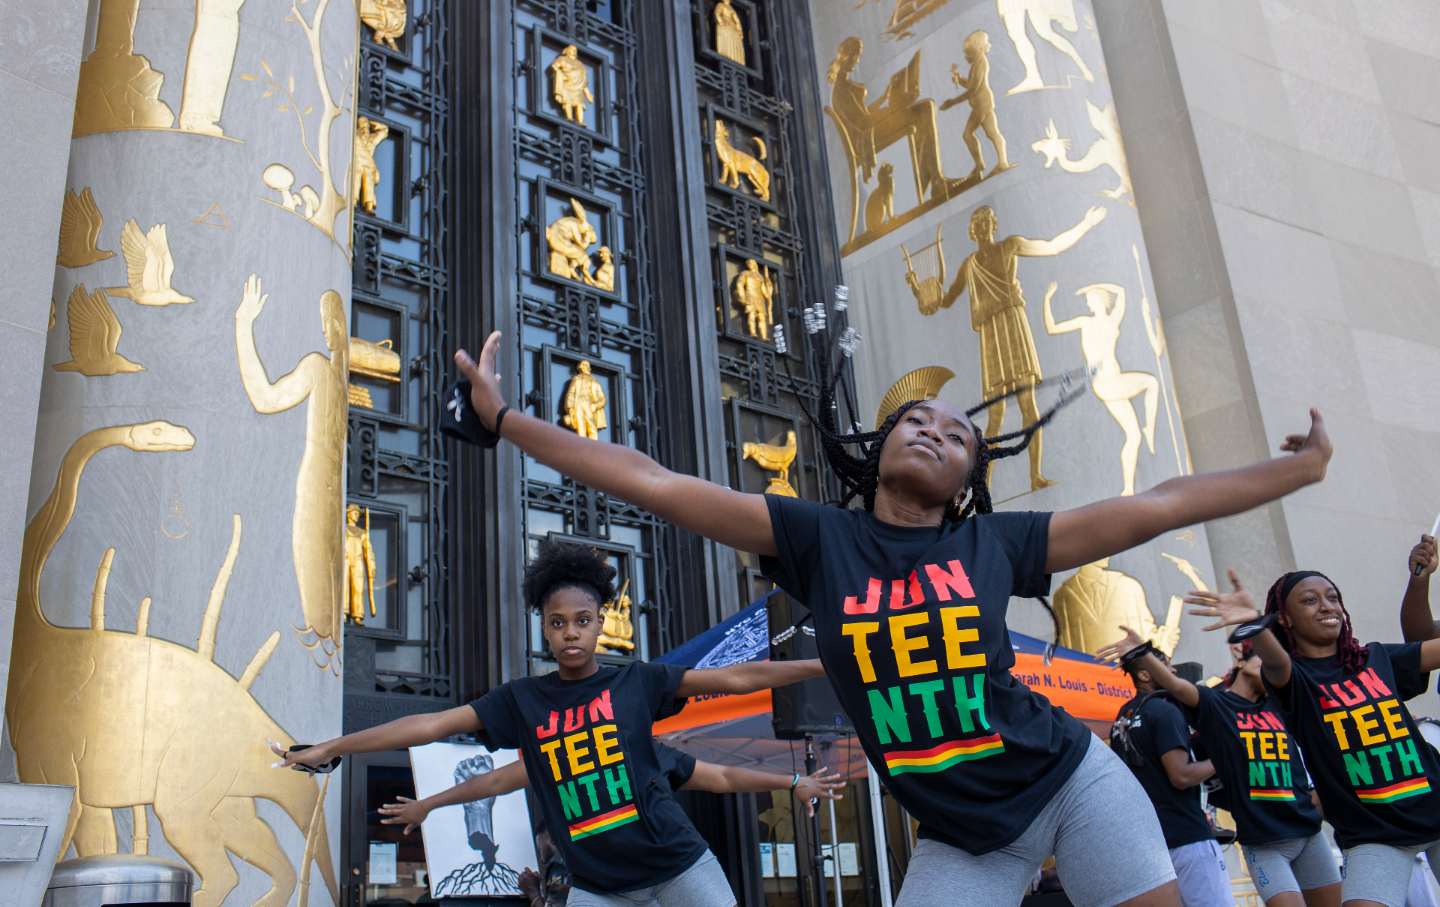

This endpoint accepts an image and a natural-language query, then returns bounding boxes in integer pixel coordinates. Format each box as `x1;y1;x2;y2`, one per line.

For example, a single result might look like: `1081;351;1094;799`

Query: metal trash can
43;855;193;907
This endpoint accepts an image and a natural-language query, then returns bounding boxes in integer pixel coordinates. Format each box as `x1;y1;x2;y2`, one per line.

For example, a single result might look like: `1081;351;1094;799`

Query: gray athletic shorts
1241;833;1340;901
1168;839;1234;907
1341;840;1440;907
568;851;735;907
896;735;1176;907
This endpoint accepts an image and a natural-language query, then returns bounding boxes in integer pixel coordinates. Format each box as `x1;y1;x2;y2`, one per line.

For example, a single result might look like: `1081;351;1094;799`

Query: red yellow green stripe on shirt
884;734;1005;775
568;804;640;841
1355;778;1432;804
1248;788;1296;801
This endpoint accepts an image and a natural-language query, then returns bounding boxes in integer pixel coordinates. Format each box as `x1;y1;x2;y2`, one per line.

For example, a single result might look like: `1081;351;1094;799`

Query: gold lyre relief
105;219;193;307
546;198;599;285
549;45;594;126
714;120;771;201
347;336;401;411
1033;101;1132;202
344;504;378;625
597;579;636;654
353;116;390;214
1043;281;1158;497
714;0;746;65
732;258;775;341
54;284;144;376
58;188;115;268
874;365;955;429
1054;558;1179;658
562;360;608;441
5;425;339;906
235;274;348;670
901;225;946;316
940;32;1014;183
996;0;1094;95
923;203;1107;491
360;0;408;51
743;430;798;497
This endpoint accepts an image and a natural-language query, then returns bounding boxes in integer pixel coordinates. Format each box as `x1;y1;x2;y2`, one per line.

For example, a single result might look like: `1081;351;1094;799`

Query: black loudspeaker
1173;662;1204;684
767;590;853;739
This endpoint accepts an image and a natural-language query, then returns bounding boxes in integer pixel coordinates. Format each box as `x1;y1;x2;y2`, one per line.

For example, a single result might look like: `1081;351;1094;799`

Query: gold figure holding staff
733;258;776;340
344;505;378;625
549;45;593;125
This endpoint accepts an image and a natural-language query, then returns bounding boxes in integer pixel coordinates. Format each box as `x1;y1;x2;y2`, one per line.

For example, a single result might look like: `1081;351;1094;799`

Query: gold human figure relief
732;258;775;340
925;204;1107;491
73;0;174;135
714;120;771;201
6;428;340;905
344;505;378;625
1042;281;1158;497
597;579;636;654
353;116;390;214
940;32;1013;182
546;198;599;284
901;225;946;315
1032;102;1132;202
874;365;955;429
714;0;746;65
561;360;608;441
593;246;616;292
549;45;594;126
996;0;1094;95
177;0;246;136
1134;245;1191;475
58;188;115;268
1054;558;1178;657
360;0;408;51
743;430;799;497
347;336;400;410
235;274;348;668
105;219;193;307
54;284;144;376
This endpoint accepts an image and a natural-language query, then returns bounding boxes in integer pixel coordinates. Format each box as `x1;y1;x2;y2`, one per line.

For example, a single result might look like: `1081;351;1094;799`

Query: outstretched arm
1097;626;1199;708
1013;206;1106;256
455;335;776;556
1185;570;1293;688
379;760;529;834
1400;534;1437;642
1047;410;1331;572
685;763;845;817
676;659;825;697
270;705;480;770
235;274;316;414
1041;282;1082;335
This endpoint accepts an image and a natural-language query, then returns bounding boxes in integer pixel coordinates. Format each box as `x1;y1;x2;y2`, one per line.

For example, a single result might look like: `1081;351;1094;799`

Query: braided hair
1262;571;1366;675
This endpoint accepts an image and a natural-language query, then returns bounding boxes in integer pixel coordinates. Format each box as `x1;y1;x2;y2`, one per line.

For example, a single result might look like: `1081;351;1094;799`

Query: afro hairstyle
523;537;618;614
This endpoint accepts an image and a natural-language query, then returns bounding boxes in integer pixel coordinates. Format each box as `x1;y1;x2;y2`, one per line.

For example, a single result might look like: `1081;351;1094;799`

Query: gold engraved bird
743;430;799;497
53;284;144;376
106;219;194;307
57;188;115;268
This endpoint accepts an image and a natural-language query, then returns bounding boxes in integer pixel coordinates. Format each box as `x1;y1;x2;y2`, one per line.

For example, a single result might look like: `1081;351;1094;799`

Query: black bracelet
1228;612;1277;644
492;405;510;439
1119;640;1158;669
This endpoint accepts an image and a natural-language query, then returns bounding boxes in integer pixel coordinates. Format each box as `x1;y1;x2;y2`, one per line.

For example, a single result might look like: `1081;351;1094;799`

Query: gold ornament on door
360;0;408;51
597;579;636;654
353;117;391;214
546;198;599;285
549;45;593;125
713;0;746;65
562;360;608;441
744;430;798;497
344;505;378;626
732;259;775;341
714;120;771;201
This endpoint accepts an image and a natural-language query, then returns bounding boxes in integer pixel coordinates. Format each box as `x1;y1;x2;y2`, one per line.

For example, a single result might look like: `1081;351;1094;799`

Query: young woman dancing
1101;626;1341;907
1186;539;1438;907
274;539;824;907
451;331;1332;907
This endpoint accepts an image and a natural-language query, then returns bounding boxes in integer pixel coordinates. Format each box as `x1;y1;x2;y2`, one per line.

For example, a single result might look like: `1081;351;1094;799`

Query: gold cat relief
743;430;798;497
58;189;114;268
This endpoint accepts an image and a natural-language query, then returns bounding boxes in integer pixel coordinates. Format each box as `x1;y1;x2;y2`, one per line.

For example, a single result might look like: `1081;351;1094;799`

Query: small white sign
776;842;798;877
367;841;397;885
758;842;776;879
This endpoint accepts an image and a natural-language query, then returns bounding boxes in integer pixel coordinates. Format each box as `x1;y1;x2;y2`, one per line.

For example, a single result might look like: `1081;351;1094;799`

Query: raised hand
453;330;506;430
238;273;268;321
1410;534;1438;578
1279;408;1332;479
379;795;429;835
794;767;846;817
1096;624;1148;663
1184;569;1262;631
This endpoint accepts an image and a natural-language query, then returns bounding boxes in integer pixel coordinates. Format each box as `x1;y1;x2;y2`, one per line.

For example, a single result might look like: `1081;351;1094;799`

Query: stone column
5;1;358;904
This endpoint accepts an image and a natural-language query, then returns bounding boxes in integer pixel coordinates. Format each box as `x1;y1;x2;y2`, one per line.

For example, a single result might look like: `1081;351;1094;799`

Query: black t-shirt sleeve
760;494;828;602
636;662;692;719
1187;683;1217;729
655;743;697;789
1145;698;1192;758
468;686;521;749
981;511;1053;598
1382;642;1431;700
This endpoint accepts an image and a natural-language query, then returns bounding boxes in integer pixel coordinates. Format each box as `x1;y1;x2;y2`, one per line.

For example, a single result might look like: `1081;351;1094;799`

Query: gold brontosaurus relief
4;422;339;907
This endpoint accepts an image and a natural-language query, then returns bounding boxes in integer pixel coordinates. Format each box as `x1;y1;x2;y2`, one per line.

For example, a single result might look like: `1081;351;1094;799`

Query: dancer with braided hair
1186;542;1439;907
452;330;1332;906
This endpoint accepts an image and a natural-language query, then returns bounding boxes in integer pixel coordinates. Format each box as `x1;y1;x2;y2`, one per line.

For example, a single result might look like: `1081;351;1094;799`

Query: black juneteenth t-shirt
761;495;1089;855
1268;642;1440;849
470;663;709;892
1116;693;1214;848
656;743;697;790
1188;685;1320;846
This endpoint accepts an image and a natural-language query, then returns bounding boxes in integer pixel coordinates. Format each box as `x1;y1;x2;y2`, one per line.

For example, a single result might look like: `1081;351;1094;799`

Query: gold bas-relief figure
562;360;608;441
733;258;775;340
743;430;799;497
901;225;947;315
58;189;115;268
714;120;771;201
876;0;953;40
874;365;955;429
996;0;1094;95
353;116;390;214
344;504;377;626
549;45;594;126
546;198;599;284
1032;102;1132;202
1043;282;1158;497
1054;558;1180;658
597;579;636;654
105;220;193;307
593;246;616;292
347;336;401;410
5;425;339;906
941;32;1013;182
360;0;408;51
1134;246;1191;475
54;284;144;376
922;203;1107;491
714;0;746;65
235;275;347;669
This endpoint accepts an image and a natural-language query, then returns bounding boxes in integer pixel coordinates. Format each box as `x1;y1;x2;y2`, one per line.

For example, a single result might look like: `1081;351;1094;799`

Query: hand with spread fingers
794;767;847;817
1410;534;1438;579
379;795;429;835
267;739;337;772
1184;569;1261;632
1096;624;1148;663
454;331;507;431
